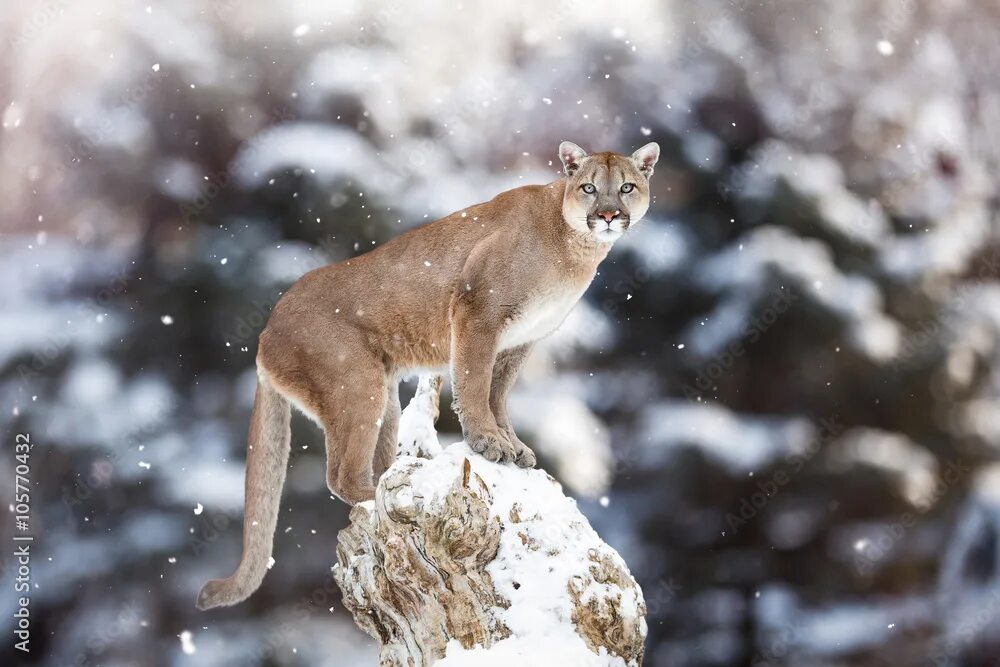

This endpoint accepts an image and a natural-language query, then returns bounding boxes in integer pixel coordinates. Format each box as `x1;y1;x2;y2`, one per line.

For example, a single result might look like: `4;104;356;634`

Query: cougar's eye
620;183;635;194
580;183;596;195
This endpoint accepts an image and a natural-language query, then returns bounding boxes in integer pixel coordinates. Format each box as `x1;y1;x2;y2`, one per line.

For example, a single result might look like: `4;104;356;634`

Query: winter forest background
4;0;1000;665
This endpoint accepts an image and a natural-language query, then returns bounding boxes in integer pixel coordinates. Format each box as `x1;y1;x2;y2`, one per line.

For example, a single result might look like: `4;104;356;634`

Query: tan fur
196;141;659;609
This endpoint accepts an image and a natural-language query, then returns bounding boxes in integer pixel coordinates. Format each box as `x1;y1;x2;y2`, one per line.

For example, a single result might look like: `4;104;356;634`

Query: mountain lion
196;140;659;609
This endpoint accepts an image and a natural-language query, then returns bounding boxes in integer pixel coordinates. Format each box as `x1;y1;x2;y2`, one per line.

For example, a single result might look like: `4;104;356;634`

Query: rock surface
333;387;646;666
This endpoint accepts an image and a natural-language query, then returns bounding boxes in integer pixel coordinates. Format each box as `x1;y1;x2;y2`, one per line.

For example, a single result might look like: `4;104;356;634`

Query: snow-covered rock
333;383;646;666
396;374;443;459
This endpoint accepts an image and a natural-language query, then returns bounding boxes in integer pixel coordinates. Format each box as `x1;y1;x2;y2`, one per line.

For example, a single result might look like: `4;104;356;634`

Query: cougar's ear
631;142;660;178
558;141;588;176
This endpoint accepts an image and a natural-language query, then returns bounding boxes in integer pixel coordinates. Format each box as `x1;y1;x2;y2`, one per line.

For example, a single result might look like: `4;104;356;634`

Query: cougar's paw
332;471;376;505
512;441;537;468
467;428;515;463
500;428;537;468
335;481;376;506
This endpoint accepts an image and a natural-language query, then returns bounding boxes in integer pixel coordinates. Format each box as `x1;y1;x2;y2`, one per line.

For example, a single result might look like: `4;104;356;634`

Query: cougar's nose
597;210;621;223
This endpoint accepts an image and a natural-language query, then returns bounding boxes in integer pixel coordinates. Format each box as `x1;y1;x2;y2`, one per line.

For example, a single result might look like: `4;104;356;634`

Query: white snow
824;428;939;508
438;629;617;666
391;440;644;666
178;630;196;655
396;375;443;458
692;226;901;361
230;123;386;192
507;391;612;496
637;400;814;474
255;240;329;284
613;218;692;276
169;459;249;511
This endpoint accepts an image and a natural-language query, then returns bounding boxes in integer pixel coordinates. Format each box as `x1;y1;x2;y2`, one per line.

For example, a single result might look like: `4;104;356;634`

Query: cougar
196;140;659;609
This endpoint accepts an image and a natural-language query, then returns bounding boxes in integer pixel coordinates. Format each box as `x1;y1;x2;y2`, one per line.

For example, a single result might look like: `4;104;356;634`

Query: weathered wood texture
334;381;646;665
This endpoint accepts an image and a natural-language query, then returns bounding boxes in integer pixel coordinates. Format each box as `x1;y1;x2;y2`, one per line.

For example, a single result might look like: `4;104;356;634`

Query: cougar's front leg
450;300;515;464
489;344;536;467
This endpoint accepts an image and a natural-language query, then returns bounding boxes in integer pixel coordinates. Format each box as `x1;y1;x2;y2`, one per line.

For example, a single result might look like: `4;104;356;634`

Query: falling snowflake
179;631;196;655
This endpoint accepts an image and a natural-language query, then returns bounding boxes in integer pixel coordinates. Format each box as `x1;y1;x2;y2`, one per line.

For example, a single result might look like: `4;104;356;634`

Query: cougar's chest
499;283;589;350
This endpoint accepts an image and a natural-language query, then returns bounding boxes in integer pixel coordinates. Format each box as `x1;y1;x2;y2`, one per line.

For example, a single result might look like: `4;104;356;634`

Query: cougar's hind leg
317;350;388;505
372;379;401;482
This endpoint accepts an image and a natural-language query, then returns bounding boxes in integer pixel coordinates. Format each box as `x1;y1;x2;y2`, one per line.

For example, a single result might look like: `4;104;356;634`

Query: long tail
197;376;291;610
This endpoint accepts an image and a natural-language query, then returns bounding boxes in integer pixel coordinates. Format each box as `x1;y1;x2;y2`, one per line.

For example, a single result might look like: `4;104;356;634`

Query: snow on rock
436;629;613;665
334;390;646;666
396;374;443;459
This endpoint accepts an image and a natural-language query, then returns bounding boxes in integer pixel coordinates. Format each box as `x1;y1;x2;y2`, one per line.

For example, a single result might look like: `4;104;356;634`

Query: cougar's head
558;141;660;243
